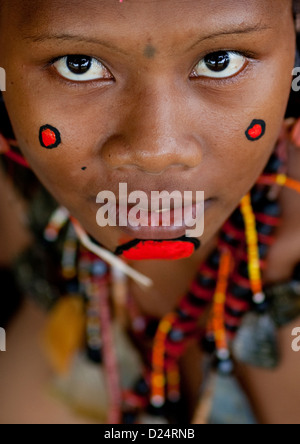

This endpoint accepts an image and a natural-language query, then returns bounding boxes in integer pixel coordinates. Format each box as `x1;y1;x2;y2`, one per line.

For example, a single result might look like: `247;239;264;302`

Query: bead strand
212;249;233;357
258;173;300;194
240;194;265;304
151;313;177;408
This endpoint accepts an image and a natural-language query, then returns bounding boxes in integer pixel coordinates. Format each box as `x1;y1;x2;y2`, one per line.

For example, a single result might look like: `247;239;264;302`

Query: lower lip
115;200;212;240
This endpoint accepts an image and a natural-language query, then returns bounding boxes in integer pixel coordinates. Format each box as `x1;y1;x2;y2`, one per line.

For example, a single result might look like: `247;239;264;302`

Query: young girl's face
0;0;296;253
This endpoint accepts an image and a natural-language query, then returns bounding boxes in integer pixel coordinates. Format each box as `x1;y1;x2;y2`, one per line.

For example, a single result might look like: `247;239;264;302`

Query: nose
100;82;202;175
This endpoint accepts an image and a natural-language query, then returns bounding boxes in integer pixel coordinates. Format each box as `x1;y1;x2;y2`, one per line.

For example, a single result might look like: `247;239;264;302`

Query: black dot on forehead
81;167;87;171
143;44;156;59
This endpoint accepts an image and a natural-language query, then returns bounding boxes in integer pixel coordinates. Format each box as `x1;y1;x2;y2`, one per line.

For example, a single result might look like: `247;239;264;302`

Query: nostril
99;134;202;172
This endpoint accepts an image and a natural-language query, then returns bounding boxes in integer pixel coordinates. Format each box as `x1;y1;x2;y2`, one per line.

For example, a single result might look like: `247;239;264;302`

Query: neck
127;235;218;318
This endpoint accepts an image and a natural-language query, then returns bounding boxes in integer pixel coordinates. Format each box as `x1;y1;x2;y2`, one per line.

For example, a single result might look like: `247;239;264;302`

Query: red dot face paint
39;125;61;149
115;237;200;261
246;120;266;141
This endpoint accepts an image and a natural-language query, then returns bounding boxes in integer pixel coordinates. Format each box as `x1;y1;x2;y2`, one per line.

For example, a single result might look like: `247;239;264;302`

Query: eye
191;50;246;79
53;55;113;82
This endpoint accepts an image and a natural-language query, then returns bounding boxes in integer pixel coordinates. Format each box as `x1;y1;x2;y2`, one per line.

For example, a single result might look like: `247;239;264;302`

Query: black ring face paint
114;236;201;261
39;125;61;149
245;120;266;141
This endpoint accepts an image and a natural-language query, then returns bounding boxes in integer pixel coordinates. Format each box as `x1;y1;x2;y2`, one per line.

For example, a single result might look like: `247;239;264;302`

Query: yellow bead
214;293;225;304
153;374;166;388
159;321;171;334
276;174;287;186
168;372;180;384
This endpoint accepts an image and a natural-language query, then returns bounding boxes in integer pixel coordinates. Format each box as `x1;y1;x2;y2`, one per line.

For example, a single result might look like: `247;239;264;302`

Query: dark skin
0;0;300;424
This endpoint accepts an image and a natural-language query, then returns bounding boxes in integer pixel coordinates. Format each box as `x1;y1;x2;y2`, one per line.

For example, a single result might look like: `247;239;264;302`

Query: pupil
204;51;230;72
67;55;92;74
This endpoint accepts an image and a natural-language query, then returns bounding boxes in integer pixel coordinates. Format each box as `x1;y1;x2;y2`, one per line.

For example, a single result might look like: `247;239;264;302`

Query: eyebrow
24;23;272;56
23;33;130;56
187;23;272;51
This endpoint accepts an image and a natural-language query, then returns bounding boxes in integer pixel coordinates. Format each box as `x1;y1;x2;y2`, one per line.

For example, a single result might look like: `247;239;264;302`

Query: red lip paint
246;120;266;141
39;125;61;149
115;237;200;261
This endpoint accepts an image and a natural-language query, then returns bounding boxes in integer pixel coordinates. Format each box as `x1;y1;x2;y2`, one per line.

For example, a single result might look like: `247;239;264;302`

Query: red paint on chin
121;240;195;260
248;124;262;139
42;128;57;147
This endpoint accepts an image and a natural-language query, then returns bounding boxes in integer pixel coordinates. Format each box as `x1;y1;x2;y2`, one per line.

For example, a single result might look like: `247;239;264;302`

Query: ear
0;133;10;153
291;117;300;148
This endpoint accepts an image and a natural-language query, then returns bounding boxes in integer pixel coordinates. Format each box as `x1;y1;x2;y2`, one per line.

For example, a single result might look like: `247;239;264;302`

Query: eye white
53;56;111;82
193;51;246;79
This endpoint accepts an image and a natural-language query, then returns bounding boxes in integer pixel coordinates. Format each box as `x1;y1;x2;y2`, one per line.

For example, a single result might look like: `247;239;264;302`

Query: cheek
203;114;275;209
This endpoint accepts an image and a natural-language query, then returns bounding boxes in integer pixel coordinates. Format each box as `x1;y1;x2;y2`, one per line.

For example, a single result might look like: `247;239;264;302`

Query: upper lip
122;201;197;212
116;190;200;210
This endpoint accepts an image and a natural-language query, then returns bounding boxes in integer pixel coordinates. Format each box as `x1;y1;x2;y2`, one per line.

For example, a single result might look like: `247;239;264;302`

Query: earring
291;118;300;147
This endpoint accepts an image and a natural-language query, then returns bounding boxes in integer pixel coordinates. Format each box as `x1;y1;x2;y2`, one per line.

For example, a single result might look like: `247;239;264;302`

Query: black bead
265;154;282;174
201;335;216;354
238;261;250;279
134;378;150;396
176;309;193;321
145;320;160;338
251;188;266;205
230;209;245;229
86;347;102;364
220;231;240;247
169;329;184;342
225;323;239;334
252;300;270;314
259;244;269;258
263;201;280;217
196;274;216;289
231;285;252;300
256;222;273;236
65;281;79;293
225;306;245;318
187;291;208;307
208;251;221;269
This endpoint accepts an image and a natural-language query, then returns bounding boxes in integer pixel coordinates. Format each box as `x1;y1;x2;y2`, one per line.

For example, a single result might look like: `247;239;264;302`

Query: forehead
0;0;294;66
1;0;292;35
